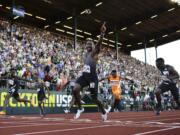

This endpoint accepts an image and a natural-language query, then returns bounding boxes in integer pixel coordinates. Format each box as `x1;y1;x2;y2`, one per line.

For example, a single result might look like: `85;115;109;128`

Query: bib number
70;81;75;87
83;65;91;73
37;88;40;92
90;82;95;88
162;71;169;76
9;88;15;95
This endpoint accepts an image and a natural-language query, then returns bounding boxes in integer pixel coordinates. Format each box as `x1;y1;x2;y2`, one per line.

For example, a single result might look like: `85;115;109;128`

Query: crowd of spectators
0;18;161;92
0;19;165;104
1;18;179;111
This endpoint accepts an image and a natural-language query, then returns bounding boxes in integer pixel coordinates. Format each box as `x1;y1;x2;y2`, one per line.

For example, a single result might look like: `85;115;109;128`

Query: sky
131;39;180;74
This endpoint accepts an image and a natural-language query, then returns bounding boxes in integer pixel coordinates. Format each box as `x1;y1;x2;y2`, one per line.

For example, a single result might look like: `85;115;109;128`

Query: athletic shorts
8;88;20;100
76;73;98;97
158;80;178;95
112;89;121;100
38;92;46;101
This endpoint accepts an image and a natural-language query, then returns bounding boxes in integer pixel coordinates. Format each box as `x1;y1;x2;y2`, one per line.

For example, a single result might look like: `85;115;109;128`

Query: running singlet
83;53;96;75
160;65;179;83
108;75;121;99
8;79;19;95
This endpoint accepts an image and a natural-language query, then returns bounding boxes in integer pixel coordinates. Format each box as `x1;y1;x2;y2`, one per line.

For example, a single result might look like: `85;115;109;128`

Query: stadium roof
0;0;180;53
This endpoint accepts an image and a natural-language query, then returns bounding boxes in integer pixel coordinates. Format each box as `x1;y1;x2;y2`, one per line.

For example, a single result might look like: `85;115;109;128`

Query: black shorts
12;91;20;100
76;73;98;97
8;88;20;100
38;92;46;101
158;80;178;95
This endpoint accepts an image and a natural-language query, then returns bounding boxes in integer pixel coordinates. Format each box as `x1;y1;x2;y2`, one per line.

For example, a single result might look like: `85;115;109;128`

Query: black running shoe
155;105;162;116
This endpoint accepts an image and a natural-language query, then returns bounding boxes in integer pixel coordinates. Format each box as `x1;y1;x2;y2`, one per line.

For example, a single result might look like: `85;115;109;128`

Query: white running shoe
64;109;70;114
114;109;119;112
105;105;112;113
74;108;84;119
101;112;107;121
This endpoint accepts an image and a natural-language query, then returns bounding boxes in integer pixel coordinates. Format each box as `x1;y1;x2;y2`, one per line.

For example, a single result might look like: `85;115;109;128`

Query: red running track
0;110;180;135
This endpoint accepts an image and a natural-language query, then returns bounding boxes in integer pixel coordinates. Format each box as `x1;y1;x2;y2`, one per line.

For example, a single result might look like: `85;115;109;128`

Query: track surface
0;111;180;135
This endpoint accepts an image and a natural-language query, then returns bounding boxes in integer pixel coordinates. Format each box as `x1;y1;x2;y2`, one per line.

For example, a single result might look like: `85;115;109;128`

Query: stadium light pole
155;39;158;59
144;38;147;66
10;0;15;39
114;26;119;60
73;15;77;50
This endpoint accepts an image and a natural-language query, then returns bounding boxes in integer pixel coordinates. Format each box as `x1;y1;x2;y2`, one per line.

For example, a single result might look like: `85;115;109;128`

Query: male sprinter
100;70;122;112
36;77;50;117
72;22;107;121
0;69;34;115
155;58;179;115
107;70;121;112
61;73;76;113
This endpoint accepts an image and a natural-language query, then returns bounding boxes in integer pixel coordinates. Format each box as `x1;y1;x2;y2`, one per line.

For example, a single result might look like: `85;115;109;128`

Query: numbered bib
90;82;95;88
8;79;14;85
8;88;15;94
82;65;91;73
37;88;40;92
162;71;169;76
70;81;75;87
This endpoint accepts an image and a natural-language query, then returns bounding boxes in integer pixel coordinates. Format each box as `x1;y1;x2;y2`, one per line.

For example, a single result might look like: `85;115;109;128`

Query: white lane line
0;122;98;129
1;112;178;121
1;122;35;125
1;116;180;129
108;111;180;119
112;114;180;121
144;117;180;122
134;127;179;135
14;125;111;135
1;113;180;123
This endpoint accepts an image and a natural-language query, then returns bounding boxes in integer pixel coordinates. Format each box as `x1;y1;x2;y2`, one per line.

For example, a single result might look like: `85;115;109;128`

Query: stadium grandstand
0;0;179;135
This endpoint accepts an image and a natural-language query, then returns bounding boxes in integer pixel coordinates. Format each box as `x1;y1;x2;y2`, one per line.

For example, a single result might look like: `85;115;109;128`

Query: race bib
70;81;75;87
37;88;40;92
162;70;169;76
83;65;91;73
8;88;15;94
8;79;14;85
90;82;95;88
